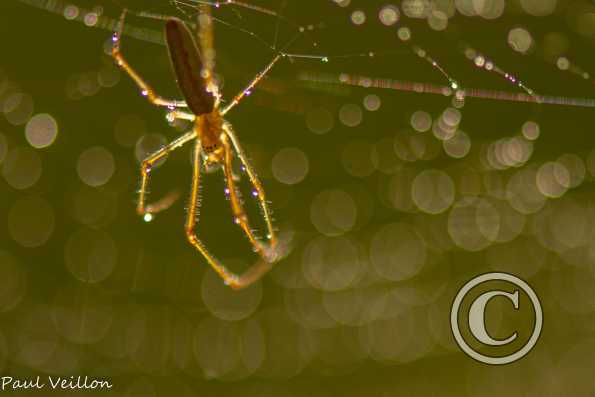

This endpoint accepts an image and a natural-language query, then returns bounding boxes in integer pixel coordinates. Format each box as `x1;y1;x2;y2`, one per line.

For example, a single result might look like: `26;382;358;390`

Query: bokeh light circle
339;104;363;127
310;189;358;236
25;113;58;149
305;107;334;134
370;223;427;281
508;27;533;54
77;146;115;187
443;130;471;158
363;94;381;111
378;5;400;26
302;235;362;291
411;110;432;132
2;146;42;189
201;265;262;321
194;316;242;379
351;10;366;25
411;169;455;214
0;251;27;312
64;228;118;283
52;286;113;344
8;196;55;248
271;147;309;185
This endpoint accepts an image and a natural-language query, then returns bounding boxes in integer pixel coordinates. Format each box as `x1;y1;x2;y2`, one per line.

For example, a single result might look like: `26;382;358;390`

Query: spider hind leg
185;139;278;289
220;126;284;264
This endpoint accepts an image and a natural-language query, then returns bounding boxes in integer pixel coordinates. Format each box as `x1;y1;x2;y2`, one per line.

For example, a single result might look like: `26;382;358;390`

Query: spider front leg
221;125;280;263
111;9;188;109
137;131;196;219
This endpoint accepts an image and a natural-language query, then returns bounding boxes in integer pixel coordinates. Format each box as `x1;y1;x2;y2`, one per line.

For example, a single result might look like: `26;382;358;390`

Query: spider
111;6;287;289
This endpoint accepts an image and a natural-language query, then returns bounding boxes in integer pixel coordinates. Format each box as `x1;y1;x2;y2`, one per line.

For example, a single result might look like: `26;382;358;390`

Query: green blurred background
1;0;595;395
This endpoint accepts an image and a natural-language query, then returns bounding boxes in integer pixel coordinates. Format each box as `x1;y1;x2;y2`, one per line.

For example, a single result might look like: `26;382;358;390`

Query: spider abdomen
165;18;215;116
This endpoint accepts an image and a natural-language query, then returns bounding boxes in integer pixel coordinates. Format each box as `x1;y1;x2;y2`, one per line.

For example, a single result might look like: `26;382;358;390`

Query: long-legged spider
111;6;286;289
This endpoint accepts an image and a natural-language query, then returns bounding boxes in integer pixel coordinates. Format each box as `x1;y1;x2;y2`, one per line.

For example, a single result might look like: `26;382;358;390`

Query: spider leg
111;9;188;109
220;53;284;116
138;131;196;218
184;139;264;289
166;110;196;123
221;125;281;263
184;137;277;289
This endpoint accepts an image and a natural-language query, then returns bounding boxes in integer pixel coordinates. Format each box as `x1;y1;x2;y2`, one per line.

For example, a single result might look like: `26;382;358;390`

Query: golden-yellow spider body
111;7;284;289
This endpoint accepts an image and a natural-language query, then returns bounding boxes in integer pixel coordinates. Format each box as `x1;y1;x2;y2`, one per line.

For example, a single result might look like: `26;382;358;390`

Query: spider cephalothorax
196;109;224;160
